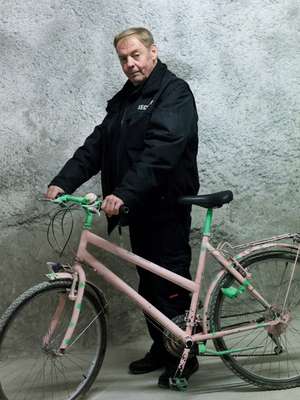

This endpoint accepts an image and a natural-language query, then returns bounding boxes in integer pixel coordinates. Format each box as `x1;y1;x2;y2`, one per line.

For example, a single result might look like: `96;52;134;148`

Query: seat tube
186;208;213;334
194;208;213;287
203;208;213;236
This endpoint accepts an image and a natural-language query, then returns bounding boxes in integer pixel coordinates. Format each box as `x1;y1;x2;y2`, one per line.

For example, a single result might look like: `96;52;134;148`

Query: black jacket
50;60;199;231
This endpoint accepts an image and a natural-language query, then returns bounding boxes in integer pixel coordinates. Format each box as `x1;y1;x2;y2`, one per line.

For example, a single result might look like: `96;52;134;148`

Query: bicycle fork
43;262;86;353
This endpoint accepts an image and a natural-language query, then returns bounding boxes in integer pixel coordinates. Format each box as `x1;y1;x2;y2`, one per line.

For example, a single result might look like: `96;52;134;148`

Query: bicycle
0;190;300;400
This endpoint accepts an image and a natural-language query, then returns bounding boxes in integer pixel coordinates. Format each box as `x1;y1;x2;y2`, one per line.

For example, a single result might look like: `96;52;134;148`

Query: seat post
202;208;213;236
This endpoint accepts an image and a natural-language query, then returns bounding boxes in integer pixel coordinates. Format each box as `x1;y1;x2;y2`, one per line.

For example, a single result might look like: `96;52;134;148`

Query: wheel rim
211;251;300;386
0;282;106;400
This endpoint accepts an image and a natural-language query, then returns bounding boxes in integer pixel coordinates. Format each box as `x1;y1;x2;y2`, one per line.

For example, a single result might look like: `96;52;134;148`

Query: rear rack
217;233;300;253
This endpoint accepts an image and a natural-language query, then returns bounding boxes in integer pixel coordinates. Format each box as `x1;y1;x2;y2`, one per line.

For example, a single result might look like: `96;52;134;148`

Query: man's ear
150;44;158;62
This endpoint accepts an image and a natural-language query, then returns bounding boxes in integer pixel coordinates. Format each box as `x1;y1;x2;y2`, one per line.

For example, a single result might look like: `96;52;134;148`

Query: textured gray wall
1;0;300;343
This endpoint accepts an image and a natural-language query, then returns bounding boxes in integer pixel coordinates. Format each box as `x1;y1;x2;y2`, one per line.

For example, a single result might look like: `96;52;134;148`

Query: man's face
116;36;158;85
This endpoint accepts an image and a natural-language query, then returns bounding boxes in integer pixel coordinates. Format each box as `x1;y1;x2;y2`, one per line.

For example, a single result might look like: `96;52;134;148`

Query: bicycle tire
0;280;107;400
209;249;300;389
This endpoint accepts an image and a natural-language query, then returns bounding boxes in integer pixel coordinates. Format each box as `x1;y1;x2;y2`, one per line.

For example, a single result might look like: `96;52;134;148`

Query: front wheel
0;280;107;400
210;249;300;389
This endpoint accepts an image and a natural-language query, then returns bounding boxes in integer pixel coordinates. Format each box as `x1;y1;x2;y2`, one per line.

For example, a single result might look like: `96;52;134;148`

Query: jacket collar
117;59;167;100
134;59;167;96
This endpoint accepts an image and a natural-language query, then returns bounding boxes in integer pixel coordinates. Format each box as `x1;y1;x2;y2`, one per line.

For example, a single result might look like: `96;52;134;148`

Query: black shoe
158;358;199;389
129;352;164;374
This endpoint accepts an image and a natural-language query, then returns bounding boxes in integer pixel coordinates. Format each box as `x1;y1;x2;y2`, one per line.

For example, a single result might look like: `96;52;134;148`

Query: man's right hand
46;185;65;200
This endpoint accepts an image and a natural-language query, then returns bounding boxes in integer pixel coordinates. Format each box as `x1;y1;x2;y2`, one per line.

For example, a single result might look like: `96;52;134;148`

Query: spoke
68;310;103;348
283;330;300;376
54;357;74;398
283;248;300;313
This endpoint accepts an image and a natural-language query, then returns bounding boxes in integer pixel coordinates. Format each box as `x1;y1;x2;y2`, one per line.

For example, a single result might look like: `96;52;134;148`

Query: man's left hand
101;194;124;217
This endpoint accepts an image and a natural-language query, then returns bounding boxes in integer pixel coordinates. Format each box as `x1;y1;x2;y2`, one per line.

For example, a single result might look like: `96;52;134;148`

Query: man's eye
133;53;140;59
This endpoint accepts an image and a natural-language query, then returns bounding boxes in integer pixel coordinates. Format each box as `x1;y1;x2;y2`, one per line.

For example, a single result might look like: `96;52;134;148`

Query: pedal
169;377;188;391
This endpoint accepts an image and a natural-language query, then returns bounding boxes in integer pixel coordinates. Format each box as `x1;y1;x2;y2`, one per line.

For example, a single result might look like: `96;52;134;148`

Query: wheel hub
42;346;64;358
265;305;291;336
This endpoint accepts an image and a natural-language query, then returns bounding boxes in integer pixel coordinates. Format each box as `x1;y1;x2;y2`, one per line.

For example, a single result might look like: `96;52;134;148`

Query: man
46;27;200;388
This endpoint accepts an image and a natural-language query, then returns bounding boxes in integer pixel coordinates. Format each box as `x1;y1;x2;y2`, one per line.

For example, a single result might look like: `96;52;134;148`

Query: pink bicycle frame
54;227;299;353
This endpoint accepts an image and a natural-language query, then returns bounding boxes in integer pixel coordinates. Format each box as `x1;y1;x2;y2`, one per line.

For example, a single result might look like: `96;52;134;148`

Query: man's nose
126;56;135;68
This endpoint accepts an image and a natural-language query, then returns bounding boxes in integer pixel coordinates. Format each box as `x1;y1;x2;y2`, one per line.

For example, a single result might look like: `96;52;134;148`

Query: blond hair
113;27;154;49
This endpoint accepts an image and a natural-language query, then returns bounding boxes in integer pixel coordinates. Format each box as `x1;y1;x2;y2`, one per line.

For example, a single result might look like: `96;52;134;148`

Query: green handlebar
53;194;99;206
52;194;102;229
51;193;129;229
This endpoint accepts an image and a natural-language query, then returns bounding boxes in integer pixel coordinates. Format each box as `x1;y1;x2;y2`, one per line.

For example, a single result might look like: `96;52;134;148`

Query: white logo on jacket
137;99;154;111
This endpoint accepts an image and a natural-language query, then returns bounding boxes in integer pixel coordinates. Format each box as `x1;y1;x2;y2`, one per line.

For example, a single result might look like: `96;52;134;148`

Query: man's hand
46;185;65;200
101;194;124;217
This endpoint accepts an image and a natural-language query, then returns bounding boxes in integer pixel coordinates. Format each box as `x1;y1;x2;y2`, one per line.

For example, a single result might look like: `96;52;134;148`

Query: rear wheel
0;280;107;400
210;249;300;389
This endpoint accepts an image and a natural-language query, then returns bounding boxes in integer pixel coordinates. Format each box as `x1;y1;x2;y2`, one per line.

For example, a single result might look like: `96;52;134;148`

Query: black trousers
129;214;192;359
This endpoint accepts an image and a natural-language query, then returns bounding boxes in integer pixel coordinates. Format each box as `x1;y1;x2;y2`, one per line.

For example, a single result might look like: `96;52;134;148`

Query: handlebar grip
85;193;98;204
119;205;129;215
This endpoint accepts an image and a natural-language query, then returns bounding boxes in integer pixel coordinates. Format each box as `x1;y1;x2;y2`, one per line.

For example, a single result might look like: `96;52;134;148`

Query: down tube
82;250;187;343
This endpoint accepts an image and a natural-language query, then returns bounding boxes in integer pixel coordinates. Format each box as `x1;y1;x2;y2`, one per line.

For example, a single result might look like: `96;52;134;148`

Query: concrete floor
87;337;300;400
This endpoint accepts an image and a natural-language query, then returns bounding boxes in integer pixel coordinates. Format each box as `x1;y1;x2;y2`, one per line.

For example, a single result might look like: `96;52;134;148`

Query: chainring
163;314;202;358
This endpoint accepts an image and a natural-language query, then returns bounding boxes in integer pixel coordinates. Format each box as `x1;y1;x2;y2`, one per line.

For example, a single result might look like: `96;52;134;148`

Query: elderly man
46;27;199;388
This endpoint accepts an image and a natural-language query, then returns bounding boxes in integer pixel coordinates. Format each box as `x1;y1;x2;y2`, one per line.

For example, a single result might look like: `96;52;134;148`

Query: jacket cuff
48;178;74;194
112;189;138;211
